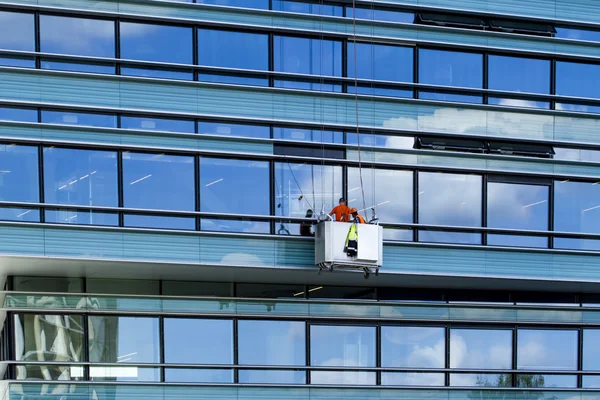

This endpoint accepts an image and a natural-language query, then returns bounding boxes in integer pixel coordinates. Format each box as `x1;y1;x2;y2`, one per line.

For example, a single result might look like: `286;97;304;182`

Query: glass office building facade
1;0;600;399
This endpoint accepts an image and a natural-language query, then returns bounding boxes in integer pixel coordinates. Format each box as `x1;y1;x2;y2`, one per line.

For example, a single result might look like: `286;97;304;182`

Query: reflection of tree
467;374;546;400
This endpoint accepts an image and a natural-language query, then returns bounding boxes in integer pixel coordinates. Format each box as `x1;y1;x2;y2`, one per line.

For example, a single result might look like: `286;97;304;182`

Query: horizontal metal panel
1;224;600;284
2;69;600;147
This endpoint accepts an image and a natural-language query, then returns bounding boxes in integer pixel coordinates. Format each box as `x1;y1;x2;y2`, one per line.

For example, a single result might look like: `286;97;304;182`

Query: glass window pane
238;320;305;367
45;209;117;226
382;372;444;386
583;330;600;371
487;182;549;248
200;158;269;215
517;330;578;370
419;49;483;103
198;28;268;86
0;107;37;122
196;0;269;8
14;314;84;363
554;180;600;251
517;374;577;388
450;329;512;369
90;366;160;382
236;283;304;298
239;370;305;384
451;374;512;387
161;281;231;297
123;152;195;228
348;42;413;98
43;147;118;209
348;7;414;23
418;172;482;244
346;133;414;150
556;27;600;42
274;36;342;92
0;11;34;52
488;55;550;109
41;110;117;128
382;326;445;368
198;121;269;139
40;60;115;74
0;145;38;206
88;316;160;363
40;15;114;58
86;279;160;295
273;127;343;144
164;318;232;364
120;22;192;64
165;368;233;383
308;286;375;300
273;1;343;16
557;61;600;113
121;116;194;133
311;325;376;385
14;276;83;292
16;365;84;381
121;67;193;81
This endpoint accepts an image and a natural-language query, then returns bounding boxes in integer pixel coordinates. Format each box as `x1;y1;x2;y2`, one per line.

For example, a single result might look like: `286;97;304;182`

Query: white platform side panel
315;221;383;267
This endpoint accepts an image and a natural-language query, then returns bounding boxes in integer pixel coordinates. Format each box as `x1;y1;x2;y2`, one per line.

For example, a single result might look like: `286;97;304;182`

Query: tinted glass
198;28;268;86
556;27;600;42
274;36;342;92
419;49;483;103
0;11;35;68
14;276;83;293
198;121;269;139
41;111;117;128
165;368;232;383
14;314;84;380
274;1;342;16
488;55;550;109
86;279;159;295
273;127;343;144
0;145;39;217
308;286;375;300
236;283;304;298
121;67;193;81
40;15;115;58
451;374;512;387
43;148;117;225
349;167;413;241
164;318;232;364
90;366;160;382
382;372;445;386
196;0;269;8
418;172;482;244
556;62;600;113
162;281;231;297
516;374;577;388
121;116;194;133
450;329;512;370
239;320;305;383
123;152;195;228
311;325;376;385
348;42;413;98
555;180;600;251
346;133;414;149
120;22;192;64
88;316;160;368
275;163;342;235
555;148;600;163
40;60;115;74
0;107;37;122
348;7;414;23
382;327;445;368
583;330;600;371
517;330;578;370
487;182;549;248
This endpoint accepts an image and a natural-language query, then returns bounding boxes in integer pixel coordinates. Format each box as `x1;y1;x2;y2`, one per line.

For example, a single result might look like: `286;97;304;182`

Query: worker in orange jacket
350;208;366;224
329;198;350;222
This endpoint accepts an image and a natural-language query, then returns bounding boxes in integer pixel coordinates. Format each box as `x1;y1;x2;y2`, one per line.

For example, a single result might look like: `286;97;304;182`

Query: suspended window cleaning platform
315;221;383;279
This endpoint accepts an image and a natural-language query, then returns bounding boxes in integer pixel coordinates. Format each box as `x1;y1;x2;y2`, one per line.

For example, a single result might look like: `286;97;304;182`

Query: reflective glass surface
273;127;343;144
583;330;600;371
555;180;600;251
162;281;231;297
239;320;305;383
348;42;413;98
43;148;117;226
348;168;413;241
311;325;376;385
419;49;483;103
90;366;160;382
88;316;160;364
450;329;512;376
164;318;232;364
274;163;342;235
516;374;577;388
274;36;342;92
0;145;38;222
347;7;414;23
120;67;193;80
198;121;270;139
40;15;115;58
122;152;195;229
273;1;343;16
86;279;159;295
235;283;304;299
200;158;269;233
196;0;269;8
41;111;117;128
121;116;194;133
487;182;549;248
13;276;83;293
308;286;375;300
346;133;414;149
0;107;37;122
120;22;192;64
451;374;511;387
517;330;578;371
381;327;445;368
198;29;268;86
382;372;445;386
0;11;35;68
165;368;232;383
556;27;600;42
418;172;482;244
40;60;115;74
488;55;550;109
556;62;600;102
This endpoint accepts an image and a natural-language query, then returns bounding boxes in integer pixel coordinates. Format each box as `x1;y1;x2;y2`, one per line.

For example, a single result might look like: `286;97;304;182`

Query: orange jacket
353;214;366;224
330;205;350;222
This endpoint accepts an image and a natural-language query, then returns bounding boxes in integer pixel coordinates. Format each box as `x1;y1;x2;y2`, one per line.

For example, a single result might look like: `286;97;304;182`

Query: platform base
317;262;380;279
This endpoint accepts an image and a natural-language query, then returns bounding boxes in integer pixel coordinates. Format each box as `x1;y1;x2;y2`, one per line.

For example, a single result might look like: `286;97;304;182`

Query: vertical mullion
512;327;518;387
34;12;41;69
38;144;45;223
413;45;419;99
342;38;348;94
578;328;584;388
195;156;201;231
269;158;276;235
548;181;554;249
193;25;198;82
413;170;419;243
306;321;311;384
444;325;450;386
550;58;557;110
376;323;381;386
117;151;124;227
482;175;488;246
268;33;275;88
83;315;90;380
233;318;239;383
115;20;121;75
483;52;489;104
6;313;13;379
159;316;166;382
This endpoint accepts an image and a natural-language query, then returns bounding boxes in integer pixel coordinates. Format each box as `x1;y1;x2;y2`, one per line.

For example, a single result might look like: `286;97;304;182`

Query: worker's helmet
350;208;358;214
